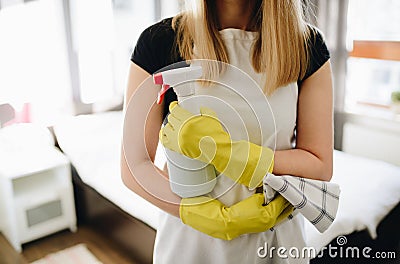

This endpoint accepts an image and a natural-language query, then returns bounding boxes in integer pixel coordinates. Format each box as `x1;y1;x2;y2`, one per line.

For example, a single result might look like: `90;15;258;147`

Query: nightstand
0;145;77;252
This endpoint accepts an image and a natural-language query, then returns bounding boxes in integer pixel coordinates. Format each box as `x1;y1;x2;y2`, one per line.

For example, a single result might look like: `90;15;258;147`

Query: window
110;0;181;103
111;0;157;105
75;0;181;110
0;0;183;124
345;0;400;116
0;0;73;126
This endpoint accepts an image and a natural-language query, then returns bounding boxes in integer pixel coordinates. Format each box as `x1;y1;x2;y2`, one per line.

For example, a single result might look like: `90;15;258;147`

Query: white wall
342;121;400;166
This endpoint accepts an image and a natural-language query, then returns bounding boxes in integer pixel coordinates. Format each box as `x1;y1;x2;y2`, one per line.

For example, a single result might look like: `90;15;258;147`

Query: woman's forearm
121;150;181;217
122;63;181;217
273;148;333;181
274;61;334;182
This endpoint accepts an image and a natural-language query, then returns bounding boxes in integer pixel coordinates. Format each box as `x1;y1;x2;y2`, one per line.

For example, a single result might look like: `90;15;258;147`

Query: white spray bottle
153;66;217;198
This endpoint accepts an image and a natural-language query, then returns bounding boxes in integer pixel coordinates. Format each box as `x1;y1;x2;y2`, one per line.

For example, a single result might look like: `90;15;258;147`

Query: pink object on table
3;103;31;127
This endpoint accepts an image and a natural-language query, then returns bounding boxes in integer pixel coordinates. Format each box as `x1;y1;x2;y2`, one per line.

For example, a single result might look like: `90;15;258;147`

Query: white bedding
54;111;161;229
54;111;400;251
305;151;400;252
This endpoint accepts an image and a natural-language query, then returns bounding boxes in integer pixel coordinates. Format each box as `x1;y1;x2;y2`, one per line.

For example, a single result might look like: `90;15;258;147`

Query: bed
53;111;400;264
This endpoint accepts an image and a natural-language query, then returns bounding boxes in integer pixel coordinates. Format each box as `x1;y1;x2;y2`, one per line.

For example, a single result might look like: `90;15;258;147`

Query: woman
121;0;333;263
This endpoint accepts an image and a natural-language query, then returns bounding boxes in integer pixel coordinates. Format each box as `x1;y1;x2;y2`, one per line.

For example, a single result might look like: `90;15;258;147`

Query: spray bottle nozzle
153;66;203;104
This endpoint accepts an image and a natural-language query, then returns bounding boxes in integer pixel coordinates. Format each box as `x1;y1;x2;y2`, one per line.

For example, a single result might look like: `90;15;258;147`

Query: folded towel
263;173;340;233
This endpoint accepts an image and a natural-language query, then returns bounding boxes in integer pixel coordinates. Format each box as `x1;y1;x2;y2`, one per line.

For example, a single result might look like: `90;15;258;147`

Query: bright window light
0;0;72;125
346;0;400;114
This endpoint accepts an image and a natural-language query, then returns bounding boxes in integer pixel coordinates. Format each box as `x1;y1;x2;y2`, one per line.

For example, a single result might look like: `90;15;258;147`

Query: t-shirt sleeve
130;18;181;119
131;18;180;75
131;26;157;74
299;26;330;85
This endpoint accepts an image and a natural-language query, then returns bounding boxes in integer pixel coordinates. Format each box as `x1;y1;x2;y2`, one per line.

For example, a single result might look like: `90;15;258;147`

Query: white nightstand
0;146;77;252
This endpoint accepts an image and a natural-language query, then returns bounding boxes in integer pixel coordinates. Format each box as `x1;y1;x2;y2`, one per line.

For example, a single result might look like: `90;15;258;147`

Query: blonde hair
172;0;311;94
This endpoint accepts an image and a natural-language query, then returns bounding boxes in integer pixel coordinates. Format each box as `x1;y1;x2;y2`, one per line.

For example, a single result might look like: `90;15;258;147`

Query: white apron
153;29;309;264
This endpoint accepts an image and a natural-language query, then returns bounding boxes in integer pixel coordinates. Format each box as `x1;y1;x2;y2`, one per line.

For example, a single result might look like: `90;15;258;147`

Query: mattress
54;111;161;229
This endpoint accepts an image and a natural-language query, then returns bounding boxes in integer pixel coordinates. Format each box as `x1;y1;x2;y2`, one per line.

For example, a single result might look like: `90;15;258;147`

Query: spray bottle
153;65;217;198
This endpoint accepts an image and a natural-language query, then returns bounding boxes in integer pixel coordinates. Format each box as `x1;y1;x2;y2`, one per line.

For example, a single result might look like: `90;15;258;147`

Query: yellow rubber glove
160;101;274;189
180;193;293;240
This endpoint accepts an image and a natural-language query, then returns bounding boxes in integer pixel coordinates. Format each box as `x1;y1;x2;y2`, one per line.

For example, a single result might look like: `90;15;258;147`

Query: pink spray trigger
157;84;170;104
153;72;164;85
153;72;170;104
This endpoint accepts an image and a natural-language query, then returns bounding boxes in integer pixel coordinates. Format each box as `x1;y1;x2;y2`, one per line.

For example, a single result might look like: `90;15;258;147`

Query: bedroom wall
340;113;400;166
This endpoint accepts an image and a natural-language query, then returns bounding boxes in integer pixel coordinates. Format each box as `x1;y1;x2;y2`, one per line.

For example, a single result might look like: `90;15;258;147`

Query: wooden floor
0;225;139;264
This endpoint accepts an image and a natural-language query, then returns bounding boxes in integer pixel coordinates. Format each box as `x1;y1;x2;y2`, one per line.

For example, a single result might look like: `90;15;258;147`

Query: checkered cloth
263;173;340;233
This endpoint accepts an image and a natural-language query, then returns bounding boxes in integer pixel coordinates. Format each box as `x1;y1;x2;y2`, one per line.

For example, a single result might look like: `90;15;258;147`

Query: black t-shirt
131;17;330;118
